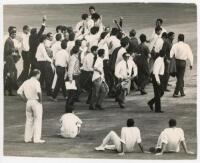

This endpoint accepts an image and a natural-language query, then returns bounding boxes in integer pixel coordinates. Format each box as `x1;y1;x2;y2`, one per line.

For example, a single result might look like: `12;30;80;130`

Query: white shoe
24;140;32;143
95;146;105;151
34;140;46;144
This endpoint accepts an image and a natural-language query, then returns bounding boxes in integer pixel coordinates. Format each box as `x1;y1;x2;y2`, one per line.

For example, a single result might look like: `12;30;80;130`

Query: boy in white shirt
152;119;194;156
95;119;147;155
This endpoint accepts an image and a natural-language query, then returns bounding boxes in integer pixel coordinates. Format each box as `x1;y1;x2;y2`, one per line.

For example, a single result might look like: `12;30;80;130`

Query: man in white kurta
17;69;45;143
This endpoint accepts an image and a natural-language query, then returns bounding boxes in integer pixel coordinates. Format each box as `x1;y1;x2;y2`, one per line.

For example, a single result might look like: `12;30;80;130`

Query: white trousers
101;131;122;152
25;100;43;142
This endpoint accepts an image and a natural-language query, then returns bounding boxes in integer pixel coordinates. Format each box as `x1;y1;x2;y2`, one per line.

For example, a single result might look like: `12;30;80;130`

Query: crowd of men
4;5;194;156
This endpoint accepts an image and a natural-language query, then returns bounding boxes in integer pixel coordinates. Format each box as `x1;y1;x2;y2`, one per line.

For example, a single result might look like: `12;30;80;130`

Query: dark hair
39;34;47;43
155;26;162;33
47;32;53;38
30;28;37;35
169;119;177;127
91;46;98;53
56;33;62;41
97;49;105;57
161;32;167;39
89;6;95;10
71;46;80;55
23;25;29;31
159;49;165;57
67;26;73;33
178;34;184;42
75;40;82;47
156;18;163;24
91;13;100;20
167;32;175;38
120;37;129;47
117;32;123;40
129;29;136;37
8;26;16;35
81;13;88;20
62;26;67;33
69;32;75;41
100;32;108;40
140;34;147;43
61;40;67;49
31;69;41;77
127;119;134;127
56;25;63;33
90;26;99;35
110;28;119;36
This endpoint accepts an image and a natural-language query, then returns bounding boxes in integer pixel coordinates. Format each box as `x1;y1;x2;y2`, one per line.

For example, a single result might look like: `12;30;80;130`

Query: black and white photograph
1;0;199;161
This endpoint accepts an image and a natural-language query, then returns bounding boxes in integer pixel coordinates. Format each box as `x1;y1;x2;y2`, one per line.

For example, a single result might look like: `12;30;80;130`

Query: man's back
60;113;82;138
161;127;185;152
121;127;141;152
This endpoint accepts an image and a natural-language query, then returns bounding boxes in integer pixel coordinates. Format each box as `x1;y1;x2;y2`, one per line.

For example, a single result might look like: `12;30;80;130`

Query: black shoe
155;111;164;113
8;93;16;96
86;100;90;104
181;93;186;97
147;102;154;111
164;89;170;92
118;102;125;109
173;94;179;98
95;104;104;110
140;90;147;95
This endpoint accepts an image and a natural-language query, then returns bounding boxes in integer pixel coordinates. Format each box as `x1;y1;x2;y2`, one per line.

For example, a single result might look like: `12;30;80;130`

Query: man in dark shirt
162;32;175;91
4;26;18;96
29;17;46;73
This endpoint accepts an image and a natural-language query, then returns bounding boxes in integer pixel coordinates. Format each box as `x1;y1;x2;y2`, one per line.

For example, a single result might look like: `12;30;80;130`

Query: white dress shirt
17;77;41;100
107;35;121;54
98;39;109;60
60;113;82;138
55;49;70;67
82;52;94;71
67;41;75;54
120;127;142;152
115;47;127;67
154;37;164;53
92;57;104;81
51;41;61;59
170;41;193;66
21;33;30;51
115;59;138;79
36;43;52;62
153;56;165;84
156;127;185;152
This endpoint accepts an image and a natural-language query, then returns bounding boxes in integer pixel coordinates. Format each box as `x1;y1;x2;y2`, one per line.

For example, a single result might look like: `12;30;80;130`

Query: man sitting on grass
151;119;194;156
95;119;148;155
59;109;82;138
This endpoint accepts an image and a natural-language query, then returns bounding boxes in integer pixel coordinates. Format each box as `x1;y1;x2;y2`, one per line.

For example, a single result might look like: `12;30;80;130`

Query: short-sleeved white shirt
17;77;41;100
157;127;185;152
120;127;142;152
92;57;104;81
107;35;121;55
60;113;82;138
55;49;70;67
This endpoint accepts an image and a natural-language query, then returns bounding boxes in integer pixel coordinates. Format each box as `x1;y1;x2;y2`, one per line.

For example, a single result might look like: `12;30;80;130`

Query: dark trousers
18;51;31;84
163;60;170;90
174;59;186;95
90;78;108;107
52;66;67;98
30;52;38;74
65;74;81;112
37;61;54;95
45;62;54;96
148;74;164;112
81;70;93;103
